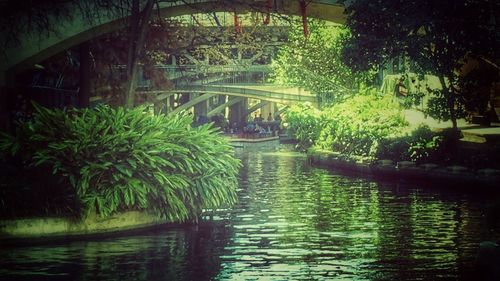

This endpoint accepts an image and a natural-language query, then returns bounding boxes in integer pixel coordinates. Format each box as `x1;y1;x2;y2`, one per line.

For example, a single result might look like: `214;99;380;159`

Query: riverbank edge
0;211;172;245
307;148;500;188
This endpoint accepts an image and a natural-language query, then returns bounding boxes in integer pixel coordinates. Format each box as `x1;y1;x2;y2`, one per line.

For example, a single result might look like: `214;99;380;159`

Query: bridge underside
1;0;331;131
0;0;345;85
132;83;317;127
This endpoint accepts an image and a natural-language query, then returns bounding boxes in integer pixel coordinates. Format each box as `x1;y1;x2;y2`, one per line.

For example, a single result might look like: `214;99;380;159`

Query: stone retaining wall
308;149;500;188
0;211;168;243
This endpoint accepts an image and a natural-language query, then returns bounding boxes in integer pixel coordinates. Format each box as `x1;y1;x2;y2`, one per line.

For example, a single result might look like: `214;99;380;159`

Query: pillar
78;41;90;108
228;96;248;128
167;95;175;113
193;93;208;117
260;102;276;121
179;93;190;105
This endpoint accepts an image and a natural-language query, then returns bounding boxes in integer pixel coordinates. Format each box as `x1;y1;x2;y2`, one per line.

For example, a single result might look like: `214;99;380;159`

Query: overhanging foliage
271;18;373;103
341;0;499;128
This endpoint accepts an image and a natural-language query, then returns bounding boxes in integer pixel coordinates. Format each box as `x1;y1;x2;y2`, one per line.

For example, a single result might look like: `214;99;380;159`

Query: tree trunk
124;0;155;108
78;41;91;108
439;75;458;130
0;86;10;132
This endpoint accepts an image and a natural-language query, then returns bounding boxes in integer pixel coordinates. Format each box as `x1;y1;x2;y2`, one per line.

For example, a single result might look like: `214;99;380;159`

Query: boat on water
226;134;280;149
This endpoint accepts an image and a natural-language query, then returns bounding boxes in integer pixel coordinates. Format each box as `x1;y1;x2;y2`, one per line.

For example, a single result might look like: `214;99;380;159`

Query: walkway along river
0;150;499;280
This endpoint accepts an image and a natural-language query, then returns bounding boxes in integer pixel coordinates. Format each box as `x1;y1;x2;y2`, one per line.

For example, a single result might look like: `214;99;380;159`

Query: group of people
191;111;283;138
239;112;282;138
253;112;281;123
243;122;272;137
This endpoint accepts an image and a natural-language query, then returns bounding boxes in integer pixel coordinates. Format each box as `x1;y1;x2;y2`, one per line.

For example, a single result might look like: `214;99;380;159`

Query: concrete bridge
0;0;345;85
170;85;315;104
0;0;340;128
162;65;271;84
139;83;315;113
135;75;316;125
132;61;317;123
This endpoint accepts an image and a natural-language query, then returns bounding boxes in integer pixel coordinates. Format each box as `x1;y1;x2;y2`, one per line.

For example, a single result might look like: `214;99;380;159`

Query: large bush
285;103;324;150
316;94;407;157
0;104;240;221
376;125;444;163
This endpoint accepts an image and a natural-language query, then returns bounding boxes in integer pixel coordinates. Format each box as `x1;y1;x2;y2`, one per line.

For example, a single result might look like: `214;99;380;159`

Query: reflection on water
0;224;230;281
1;151;498;280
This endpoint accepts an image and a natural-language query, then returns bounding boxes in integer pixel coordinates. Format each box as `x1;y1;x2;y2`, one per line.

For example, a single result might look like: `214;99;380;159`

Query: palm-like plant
0;104;240;221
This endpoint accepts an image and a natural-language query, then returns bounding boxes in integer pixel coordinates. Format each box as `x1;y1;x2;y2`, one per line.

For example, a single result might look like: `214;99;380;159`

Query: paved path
404;109;500;143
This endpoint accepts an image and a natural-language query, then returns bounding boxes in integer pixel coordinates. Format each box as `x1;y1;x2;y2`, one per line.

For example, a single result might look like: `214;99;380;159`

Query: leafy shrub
0;104;240;221
317;94;407;157
376;136;413;162
376;124;444;164
285;103;324;150
270;19;373;102
406;125;443;163
426;90;467;123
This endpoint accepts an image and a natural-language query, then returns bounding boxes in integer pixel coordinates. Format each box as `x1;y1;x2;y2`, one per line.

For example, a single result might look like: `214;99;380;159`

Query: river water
1;150;499;280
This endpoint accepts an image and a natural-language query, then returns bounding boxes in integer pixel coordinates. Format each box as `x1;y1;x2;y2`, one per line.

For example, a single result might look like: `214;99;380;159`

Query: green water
1;151;498;280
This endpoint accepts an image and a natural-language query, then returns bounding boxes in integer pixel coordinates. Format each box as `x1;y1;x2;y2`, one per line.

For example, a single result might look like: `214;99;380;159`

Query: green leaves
271;19;373;102
376;124;446;164
285;103;324;151
317;94;407;157
343;0;499;128
286;92;408;158
0;104;240;221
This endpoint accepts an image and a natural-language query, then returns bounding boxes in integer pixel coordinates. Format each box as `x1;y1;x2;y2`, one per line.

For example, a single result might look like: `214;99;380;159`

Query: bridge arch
1;0;345;84
165;84;316;105
139;84;317;117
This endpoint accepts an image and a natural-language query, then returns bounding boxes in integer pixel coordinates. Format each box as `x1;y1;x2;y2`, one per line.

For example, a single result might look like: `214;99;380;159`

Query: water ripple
0;151;498;281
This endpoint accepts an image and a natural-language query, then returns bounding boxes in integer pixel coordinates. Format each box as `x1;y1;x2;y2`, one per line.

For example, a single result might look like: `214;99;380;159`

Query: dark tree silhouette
341;0;499;129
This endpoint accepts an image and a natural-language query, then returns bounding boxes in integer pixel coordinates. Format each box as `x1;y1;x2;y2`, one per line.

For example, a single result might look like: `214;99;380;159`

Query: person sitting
395;76;408;97
253;123;261;138
267;113;273;122
275;113;282;122
259;126;267;137
247;122;255;132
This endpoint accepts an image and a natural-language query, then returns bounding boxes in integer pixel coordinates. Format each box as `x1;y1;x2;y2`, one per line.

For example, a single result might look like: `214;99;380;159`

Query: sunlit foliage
286;87;407;157
376;124;444;164
317;91;407;157
271;18;373;102
284;102;324;151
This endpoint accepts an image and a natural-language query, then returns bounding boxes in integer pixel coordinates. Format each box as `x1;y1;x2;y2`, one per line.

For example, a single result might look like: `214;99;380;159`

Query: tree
124;0;155;108
0;0;293;112
88;12;278;107
0;0;155;108
341;0;499;129
271;19;373;103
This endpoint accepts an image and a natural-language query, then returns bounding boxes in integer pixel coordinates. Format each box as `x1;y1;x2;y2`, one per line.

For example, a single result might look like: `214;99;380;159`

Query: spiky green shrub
285;102;324;151
316;94;407;157
0;104;240;221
